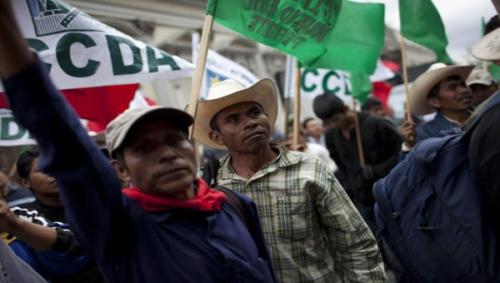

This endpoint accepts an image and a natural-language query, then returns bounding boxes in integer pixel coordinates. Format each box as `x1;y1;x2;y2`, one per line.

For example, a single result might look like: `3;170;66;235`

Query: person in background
400;64;473;148
313;93;402;232
301;117;326;146
466;67;498;107
362;97;385;118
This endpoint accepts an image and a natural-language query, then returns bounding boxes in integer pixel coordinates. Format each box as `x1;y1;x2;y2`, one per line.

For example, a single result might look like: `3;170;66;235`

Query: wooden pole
399;35;414;123
352;98;366;167
292;61;301;147
187;14;214;139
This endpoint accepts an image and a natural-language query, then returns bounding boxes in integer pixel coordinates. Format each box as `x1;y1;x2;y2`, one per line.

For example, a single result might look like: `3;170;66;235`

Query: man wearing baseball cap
193;79;387;283
467;68;498;107
0;2;276;282
401;63;474;147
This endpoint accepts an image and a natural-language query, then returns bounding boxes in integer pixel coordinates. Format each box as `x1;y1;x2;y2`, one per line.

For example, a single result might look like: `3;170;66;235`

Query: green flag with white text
206;0;385;74
400;0;453;64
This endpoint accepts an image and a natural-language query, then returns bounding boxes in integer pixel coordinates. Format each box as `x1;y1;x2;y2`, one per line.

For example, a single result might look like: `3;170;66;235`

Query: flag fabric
0;0;195;129
206;0;385;74
350;73;372;103
399;0;453;64
7;0;194;90
372;81;393;108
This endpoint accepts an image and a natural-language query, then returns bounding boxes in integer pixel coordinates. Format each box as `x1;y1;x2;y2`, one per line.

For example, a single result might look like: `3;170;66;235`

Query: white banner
5;0;194;90
0;110;36;147
192;33;258;100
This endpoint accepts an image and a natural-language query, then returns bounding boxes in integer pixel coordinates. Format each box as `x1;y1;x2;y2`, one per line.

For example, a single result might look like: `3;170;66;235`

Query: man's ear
110;160;131;185
208;130;225;146
428;97;441;109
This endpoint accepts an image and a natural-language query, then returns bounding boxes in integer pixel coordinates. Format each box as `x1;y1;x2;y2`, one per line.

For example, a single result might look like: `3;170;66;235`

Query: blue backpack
373;134;498;283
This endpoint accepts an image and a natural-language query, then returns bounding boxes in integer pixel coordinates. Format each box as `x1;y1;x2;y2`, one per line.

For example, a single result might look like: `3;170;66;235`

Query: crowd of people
0;0;500;282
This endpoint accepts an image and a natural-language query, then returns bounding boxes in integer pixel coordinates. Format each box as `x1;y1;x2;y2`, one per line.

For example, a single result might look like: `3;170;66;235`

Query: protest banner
1;0;195;126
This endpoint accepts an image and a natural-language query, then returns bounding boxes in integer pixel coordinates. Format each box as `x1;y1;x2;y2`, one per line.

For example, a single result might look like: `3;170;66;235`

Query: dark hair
485;15;500;35
301;117;315;130
428;75;463;99
209;112;220;132
361;97;382;111
16;149;39;180
313;92;345;120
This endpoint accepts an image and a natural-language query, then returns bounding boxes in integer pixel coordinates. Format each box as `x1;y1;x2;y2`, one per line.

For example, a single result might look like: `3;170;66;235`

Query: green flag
488;63;500;81
350;72;372;103
206;0;385;74
399;0;453;64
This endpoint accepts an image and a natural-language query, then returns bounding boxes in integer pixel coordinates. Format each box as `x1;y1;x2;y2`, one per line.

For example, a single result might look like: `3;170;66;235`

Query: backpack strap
214;186;252;233
201;160;220;187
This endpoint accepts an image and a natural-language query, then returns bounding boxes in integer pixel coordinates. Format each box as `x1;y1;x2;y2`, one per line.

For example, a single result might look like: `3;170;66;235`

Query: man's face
430;77;473;112
304;119;323;138
322;108;350;130
368;105;385;118
120;119;197;196
469;83;497;106
209;102;272;154
28;158;59;199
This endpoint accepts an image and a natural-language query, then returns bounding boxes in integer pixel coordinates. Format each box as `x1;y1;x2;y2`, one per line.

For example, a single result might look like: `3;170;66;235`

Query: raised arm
0;1;129;261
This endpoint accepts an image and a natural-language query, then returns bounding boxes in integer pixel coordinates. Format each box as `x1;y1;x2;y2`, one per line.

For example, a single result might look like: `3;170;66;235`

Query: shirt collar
218;144;302;182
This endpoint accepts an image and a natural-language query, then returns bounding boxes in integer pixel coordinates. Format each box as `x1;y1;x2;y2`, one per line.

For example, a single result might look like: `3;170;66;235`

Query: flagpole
399;35;414;123
352;98;366;167
187;14;214;139
292;61;301;147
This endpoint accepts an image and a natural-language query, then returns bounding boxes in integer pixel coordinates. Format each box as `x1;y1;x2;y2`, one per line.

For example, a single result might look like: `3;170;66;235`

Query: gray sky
355;0;497;63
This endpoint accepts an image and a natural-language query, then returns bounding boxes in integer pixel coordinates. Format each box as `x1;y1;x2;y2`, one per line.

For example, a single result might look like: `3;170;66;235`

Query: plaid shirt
217;145;387;283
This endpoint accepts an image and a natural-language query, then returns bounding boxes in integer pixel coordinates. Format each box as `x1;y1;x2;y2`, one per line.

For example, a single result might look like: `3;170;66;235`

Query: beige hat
193;79;278;150
106;106;193;155
466;68;494;86
409;63;473;115
472;28;500;61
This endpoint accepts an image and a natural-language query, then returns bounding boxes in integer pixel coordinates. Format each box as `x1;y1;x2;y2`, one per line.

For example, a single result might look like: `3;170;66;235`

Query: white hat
193;79;278;149
466;68;494;86
472;28;500;61
409;63;473;115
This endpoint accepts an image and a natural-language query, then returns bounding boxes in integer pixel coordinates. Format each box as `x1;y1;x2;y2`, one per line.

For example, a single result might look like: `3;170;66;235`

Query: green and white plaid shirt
217;145;387;283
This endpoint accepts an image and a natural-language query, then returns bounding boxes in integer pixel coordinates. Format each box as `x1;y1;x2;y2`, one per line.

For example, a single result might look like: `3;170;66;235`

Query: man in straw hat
400;63;474;147
0;2;276;282
193;79;387;282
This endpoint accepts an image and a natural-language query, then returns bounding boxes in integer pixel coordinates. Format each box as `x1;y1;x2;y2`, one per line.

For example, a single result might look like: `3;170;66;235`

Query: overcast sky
355;0;497;63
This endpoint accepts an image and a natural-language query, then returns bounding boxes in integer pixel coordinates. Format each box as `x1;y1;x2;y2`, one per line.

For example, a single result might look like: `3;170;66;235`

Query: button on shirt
217;145;387;283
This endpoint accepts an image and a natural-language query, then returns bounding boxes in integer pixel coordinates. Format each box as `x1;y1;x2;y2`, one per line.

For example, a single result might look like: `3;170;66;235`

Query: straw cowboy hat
193;79;278;150
472;28;500;61
409;63;473;115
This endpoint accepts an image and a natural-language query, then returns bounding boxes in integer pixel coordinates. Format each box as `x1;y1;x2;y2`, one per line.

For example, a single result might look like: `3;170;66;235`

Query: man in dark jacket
313;93;402;230
0;2;275;283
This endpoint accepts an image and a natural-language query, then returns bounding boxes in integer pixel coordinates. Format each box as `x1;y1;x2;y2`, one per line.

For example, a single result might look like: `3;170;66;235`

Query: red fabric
0;83;138;127
372;81;392;108
122;178;226;213
382;59;400;73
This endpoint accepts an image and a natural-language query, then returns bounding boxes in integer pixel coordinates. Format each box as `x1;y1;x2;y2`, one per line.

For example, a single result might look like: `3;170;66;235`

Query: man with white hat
401;63;473;147
193;79;387;283
467;68;498;107
0;2;276;282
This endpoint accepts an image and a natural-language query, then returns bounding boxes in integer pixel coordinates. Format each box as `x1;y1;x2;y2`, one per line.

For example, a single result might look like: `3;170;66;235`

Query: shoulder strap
214;186;250;232
201;160;220;187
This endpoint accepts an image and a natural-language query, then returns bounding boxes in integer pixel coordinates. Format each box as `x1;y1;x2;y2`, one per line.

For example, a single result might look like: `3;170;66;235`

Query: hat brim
409;66;474;115
193;78;278;150
109;107;193;155
472;28;500;61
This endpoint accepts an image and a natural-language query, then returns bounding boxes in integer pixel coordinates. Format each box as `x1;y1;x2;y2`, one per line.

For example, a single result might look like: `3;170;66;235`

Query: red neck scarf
121;178;226;213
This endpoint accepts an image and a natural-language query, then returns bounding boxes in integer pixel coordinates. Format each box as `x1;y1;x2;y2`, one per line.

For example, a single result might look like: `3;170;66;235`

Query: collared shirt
415;112;463;143
217;145;387;283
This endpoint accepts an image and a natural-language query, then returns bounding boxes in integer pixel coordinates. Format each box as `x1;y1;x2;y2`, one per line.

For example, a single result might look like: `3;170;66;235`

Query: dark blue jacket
415;112;462;143
3;59;276;283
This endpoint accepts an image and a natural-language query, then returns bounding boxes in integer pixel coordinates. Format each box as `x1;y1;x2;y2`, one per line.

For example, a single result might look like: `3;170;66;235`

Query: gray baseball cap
105;106;193;156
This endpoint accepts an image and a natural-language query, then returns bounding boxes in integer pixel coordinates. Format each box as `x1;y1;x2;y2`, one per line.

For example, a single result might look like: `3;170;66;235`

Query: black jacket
325;112;402;205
